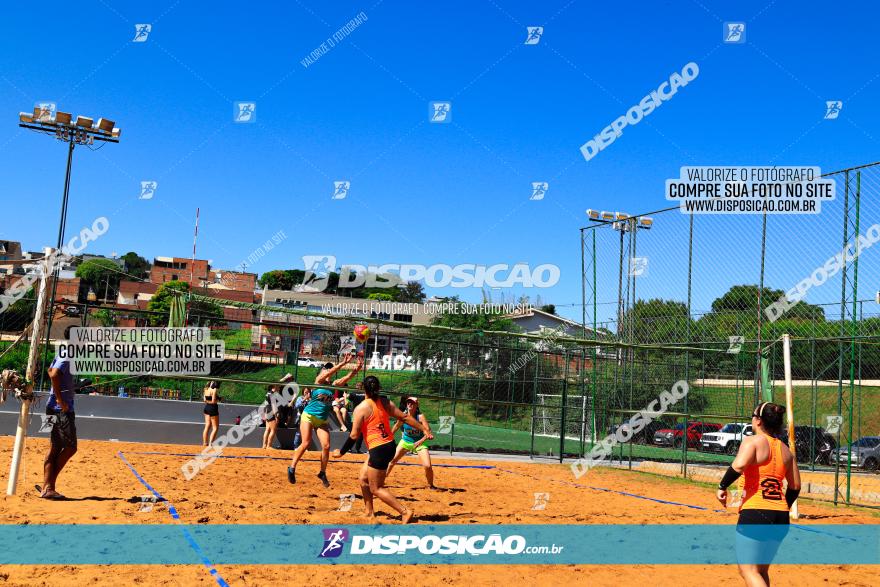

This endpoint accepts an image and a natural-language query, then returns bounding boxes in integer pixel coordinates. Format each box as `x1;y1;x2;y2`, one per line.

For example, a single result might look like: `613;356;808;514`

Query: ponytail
363;375;381;399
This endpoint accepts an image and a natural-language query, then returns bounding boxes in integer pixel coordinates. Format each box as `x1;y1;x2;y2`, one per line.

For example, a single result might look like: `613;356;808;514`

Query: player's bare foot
401;508;415;524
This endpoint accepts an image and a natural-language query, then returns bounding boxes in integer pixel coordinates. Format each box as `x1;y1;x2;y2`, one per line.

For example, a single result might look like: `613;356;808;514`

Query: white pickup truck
700;422;753;455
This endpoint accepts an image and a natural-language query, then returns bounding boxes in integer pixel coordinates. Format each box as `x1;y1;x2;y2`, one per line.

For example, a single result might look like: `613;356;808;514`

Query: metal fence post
450;342;460;455
560;349;570;462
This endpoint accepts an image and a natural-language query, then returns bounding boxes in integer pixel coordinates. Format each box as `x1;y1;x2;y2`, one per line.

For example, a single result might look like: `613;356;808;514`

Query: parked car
63;305;81;317
700;422;753;455
608;419;670;445
780;426;837;464
296;357;324;368
832;436;880;471
653;421;722;449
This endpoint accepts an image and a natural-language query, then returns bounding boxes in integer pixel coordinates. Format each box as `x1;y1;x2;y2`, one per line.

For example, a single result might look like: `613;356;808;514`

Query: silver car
832;436;880;471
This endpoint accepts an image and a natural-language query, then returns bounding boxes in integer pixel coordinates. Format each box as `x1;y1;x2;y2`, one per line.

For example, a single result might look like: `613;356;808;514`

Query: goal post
535;393;590;443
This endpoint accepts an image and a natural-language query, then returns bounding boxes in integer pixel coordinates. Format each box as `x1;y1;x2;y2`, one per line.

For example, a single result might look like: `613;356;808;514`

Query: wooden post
7;248;51;495
782;333;799;519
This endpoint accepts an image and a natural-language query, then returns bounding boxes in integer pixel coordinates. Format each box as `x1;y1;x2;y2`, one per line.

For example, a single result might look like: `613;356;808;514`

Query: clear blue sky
2;0;878;324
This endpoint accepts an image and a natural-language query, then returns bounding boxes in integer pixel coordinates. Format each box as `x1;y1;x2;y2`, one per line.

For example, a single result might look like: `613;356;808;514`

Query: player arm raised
315;358;352;385
332;357;364;387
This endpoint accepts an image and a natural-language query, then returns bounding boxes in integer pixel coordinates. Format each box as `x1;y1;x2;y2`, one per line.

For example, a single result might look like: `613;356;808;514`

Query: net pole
782;333;799;519
7;248;51;496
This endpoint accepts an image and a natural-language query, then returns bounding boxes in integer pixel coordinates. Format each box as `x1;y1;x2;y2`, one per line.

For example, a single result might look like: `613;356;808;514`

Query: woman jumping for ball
287;359;358;486
386;396;435;488
332;376;432;523
716;402;801;587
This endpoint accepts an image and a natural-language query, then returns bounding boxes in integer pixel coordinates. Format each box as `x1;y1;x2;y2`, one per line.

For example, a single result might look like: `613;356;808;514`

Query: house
506;307;597;338
117;280;159;305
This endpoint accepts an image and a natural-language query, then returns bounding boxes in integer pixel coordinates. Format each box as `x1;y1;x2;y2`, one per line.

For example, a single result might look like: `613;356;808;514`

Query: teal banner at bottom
0;524;877;565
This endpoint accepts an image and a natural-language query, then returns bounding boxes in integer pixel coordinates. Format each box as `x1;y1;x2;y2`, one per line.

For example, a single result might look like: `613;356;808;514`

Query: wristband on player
785;487;800;508
718;466;742;490
338;436;356;456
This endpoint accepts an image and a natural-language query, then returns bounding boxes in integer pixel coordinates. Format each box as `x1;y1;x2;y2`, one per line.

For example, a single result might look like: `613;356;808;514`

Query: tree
147;280;223;326
75;258;121;302
539;304;556;315
367;292;394;301
698;284;826;341
399;281;426;303
621;298;692;345
711;284;824;321
92;308;118;327
121;252;150;280
258;270;301;290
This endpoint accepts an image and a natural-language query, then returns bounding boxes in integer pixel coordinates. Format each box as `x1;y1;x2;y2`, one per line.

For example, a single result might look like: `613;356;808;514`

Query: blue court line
129;450;495;469
494;467;858;541
117;452;230;586
495;467;724;512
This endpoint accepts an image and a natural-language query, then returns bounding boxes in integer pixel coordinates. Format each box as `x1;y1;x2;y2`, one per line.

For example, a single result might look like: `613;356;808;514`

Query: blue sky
2;0;878;324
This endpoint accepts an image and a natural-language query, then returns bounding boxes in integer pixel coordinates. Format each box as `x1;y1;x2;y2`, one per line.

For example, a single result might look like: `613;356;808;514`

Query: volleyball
354;324;371;343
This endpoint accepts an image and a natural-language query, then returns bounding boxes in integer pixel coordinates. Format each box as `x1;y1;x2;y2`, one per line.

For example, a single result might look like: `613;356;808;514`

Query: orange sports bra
740;435;789;512
363;398;393;450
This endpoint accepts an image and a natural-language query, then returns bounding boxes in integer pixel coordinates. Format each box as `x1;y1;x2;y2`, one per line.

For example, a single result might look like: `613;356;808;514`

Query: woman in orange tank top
716;402;802;587
332;376;432;523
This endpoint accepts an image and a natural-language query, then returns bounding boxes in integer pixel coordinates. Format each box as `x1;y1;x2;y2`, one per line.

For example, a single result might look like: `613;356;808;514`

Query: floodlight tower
18;107;121;380
586;211;652;339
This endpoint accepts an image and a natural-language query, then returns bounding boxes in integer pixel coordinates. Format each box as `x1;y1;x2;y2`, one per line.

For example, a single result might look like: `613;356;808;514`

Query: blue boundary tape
130;450;495;469
495;467;724;512
494;467;857;541
117;452;230;586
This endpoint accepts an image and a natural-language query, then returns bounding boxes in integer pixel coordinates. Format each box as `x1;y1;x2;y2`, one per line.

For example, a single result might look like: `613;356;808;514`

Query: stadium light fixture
600;211;614;221
17;105;122;398
586;209;600;220
639;216;653;229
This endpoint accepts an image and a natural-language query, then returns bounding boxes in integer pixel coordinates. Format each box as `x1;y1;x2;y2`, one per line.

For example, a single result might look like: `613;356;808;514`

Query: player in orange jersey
332;375;432;523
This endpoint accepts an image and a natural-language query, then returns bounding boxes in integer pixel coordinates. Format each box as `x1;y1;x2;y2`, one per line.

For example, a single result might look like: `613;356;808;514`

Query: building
117;280;159;307
252;289;435;358
149;257;209;286
0;240;23;276
149;256;257;293
506;307;593;338
506;307;616;364
205;269;256;292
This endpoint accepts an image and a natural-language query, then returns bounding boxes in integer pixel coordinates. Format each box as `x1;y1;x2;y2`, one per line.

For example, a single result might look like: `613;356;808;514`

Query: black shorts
203;403;219;417
47;410;77;450
737;509;790;526
367;441;396;470
736;509;790;564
